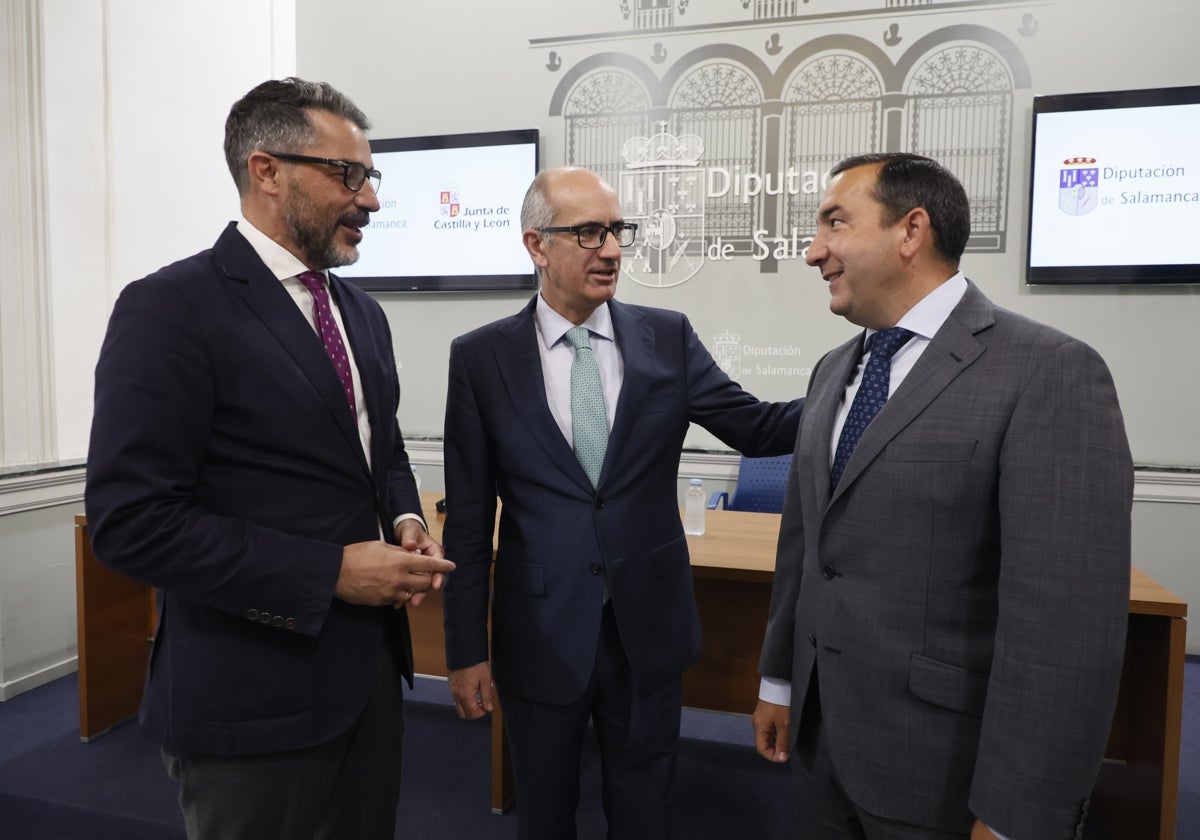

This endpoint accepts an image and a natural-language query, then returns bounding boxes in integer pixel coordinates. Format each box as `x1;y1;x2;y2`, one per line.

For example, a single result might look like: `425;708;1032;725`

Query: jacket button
589;564;602;576
271;615;284;628
594;497;605;510
821;565;837;580
259;612;272;624
284;618;296;630
246;608;259;621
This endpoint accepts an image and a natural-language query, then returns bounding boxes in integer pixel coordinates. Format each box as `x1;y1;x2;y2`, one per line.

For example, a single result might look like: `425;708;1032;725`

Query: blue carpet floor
0;673;791;839
0;659;1196;839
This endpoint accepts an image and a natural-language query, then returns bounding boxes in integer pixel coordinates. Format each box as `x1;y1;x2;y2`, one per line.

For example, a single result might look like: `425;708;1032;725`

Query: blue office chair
707;454;793;513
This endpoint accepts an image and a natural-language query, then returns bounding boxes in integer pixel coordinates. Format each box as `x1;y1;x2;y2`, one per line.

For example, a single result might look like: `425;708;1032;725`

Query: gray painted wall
0;496;80;700
4;0;1198;703
298;0;1200;465
295;0;1200;652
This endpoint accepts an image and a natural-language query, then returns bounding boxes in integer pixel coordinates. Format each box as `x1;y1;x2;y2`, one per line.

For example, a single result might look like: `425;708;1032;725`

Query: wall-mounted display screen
338;129;539;292
1026;85;1200;285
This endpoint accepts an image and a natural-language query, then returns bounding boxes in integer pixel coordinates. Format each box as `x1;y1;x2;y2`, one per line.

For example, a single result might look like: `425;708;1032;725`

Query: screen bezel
340;128;539;293
1026;84;1200;286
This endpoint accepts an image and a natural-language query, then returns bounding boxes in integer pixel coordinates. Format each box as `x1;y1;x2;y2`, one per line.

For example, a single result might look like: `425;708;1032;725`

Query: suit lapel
328;275;378;475
494;298;595;492
213;226;369;476
806;337;863;506
829;282;994;503
604;301;654;487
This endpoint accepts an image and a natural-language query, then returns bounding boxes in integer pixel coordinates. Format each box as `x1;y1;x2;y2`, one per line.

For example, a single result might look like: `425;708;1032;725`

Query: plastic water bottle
683;478;706;536
411;466;422;493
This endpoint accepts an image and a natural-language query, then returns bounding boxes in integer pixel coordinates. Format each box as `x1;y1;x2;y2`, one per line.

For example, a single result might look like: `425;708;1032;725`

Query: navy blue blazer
85;223;422;758
442;297;802;705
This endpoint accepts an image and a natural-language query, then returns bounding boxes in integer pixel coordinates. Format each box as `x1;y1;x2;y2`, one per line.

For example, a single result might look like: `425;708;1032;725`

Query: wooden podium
74;499;1187;837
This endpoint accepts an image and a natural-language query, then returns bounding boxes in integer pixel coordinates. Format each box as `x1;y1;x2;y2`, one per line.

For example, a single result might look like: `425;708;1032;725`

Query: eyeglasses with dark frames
265;151;382;194
537;222;638;249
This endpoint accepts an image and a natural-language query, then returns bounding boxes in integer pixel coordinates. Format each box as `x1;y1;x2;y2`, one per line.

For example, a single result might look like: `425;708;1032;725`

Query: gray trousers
789;668;968;840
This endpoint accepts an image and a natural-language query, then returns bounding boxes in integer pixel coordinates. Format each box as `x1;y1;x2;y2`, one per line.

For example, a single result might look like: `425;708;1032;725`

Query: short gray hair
224;77;371;195
519;168;559;237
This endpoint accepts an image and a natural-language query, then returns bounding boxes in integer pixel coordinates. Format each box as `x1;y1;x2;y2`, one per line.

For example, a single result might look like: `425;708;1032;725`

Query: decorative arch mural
670;61;765;237
903;42;1015;250
561;68;653;193
781;52;885;238
538;5;1035;279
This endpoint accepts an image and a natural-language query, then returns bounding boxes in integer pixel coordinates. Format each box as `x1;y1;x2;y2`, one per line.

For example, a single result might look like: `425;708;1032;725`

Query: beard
283;177;370;270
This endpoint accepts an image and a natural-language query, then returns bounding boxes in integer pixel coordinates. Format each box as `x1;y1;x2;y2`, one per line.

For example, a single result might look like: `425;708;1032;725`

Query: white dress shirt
827;272;969;463
533;294;624;445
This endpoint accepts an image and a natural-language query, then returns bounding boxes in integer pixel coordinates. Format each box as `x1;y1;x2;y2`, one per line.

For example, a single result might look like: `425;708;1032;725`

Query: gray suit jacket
758;281;1132;840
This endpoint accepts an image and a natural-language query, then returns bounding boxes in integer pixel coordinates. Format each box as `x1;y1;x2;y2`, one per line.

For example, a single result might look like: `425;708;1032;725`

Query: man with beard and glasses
85;77;454;839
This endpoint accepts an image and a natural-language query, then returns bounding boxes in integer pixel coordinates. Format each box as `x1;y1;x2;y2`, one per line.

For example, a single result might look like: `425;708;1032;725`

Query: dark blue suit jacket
85;223;422;758
442;297;802;705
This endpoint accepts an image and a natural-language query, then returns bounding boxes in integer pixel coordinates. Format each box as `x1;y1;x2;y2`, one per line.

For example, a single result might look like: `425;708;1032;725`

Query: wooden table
74;498;1187;837
1096;566;1188;839
403;497;785;811
73;513;158;740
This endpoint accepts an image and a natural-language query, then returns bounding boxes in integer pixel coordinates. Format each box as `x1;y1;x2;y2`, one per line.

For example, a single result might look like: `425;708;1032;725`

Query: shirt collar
867;271;968;344
236;215;319;282
534;294;615;350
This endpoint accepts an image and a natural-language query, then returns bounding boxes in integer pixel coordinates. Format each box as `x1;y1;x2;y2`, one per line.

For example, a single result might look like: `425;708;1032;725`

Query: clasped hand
335;525;453;609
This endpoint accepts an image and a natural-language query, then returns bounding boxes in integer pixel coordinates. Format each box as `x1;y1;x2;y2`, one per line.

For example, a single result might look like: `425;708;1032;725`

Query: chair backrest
728;454;793;513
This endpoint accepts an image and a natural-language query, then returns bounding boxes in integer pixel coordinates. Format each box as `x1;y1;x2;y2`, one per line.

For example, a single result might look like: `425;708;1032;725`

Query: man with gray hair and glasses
442;166;803;839
85;77;453;838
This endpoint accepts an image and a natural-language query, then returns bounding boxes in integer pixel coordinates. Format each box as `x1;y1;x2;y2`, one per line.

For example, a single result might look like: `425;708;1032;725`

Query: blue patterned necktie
564;326;609;488
830;326;914;491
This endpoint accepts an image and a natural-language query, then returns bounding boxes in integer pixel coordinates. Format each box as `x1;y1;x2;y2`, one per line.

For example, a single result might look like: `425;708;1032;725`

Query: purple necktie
830;326;914;491
297;271;357;416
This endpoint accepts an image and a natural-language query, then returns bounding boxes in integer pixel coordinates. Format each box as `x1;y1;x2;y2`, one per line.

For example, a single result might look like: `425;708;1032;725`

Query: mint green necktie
564;326;608;488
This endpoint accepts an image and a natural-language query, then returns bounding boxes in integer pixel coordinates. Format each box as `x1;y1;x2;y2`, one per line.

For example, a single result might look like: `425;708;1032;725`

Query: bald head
521;167;617;233
520;166;625;324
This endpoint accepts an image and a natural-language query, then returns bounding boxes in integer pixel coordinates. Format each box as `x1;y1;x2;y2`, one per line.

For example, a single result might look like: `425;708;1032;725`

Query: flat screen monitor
338;128;539;292
1026;84;1200;285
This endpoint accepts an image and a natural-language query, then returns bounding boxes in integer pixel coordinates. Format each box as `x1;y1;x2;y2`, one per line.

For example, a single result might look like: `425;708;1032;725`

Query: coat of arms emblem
619;126;706;288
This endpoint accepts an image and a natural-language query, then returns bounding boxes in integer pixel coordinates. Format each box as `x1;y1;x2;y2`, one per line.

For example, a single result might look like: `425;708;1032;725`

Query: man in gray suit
753;153;1132;840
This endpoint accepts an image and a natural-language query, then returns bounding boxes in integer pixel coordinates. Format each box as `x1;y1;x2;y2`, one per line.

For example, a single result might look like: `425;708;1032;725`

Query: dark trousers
162;631;406;840
497;601;682;840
